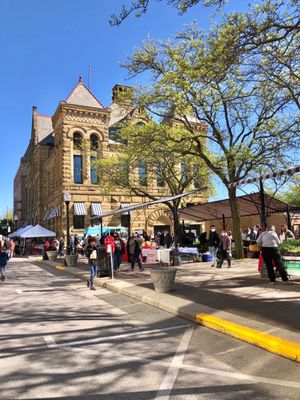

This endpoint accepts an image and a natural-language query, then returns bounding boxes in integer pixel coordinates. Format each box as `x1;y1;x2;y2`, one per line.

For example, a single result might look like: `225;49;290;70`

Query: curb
51;263;300;363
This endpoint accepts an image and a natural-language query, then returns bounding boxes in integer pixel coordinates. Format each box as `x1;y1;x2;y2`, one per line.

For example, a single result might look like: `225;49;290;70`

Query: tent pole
259;177;267;229
287;205;292;231
222;214;226;230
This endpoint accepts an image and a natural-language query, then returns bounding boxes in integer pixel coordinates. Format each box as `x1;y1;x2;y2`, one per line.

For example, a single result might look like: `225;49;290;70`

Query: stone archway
146;208;173;234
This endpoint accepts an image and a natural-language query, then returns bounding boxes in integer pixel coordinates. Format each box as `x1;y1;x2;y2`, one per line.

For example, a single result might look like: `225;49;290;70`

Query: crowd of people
207;223;294;284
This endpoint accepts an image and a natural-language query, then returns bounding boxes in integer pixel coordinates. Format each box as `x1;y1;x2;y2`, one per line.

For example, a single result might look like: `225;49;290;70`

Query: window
157;164;165;187
73;132;82;150
90;156;99;184
73;215;84;229
90;134;99;151
138;162;147;186
73;155;83;184
193;166;201;189
181;163;188;184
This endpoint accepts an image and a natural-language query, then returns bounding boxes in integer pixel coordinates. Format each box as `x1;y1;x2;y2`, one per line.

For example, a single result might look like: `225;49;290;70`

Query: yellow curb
195;313;300;363
55;266;65;271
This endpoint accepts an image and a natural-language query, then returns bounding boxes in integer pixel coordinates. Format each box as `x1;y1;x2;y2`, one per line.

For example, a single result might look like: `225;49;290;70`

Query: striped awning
121;203;130;215
91;203;103;216
74;203;87;216
43;211;50;221
229;165;300;188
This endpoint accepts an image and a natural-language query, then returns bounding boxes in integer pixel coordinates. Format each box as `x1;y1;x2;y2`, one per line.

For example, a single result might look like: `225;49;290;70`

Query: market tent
178;192;297;222
20;224;56;238
84;226;127;235
9;225;33;238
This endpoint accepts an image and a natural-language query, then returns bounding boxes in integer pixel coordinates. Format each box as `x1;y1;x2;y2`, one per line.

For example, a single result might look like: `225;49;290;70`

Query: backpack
115;239;122;252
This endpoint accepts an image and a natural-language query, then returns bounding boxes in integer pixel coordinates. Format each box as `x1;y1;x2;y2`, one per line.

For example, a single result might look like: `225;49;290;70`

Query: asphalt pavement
0;259;300;400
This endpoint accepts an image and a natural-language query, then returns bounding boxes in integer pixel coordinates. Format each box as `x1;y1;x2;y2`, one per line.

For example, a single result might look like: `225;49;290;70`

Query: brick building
14;78;206;237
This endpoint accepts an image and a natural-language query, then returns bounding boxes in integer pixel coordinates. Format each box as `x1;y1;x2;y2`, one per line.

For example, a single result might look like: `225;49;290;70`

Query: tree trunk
172;203;181;248
228;187;244;259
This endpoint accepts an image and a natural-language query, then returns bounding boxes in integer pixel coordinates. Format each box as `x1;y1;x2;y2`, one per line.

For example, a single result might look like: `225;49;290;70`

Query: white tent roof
9;225;33;238
20;224;56;238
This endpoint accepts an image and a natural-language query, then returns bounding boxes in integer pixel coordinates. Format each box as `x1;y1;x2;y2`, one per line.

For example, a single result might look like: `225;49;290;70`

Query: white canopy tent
20;224;56;239
9;225;33;238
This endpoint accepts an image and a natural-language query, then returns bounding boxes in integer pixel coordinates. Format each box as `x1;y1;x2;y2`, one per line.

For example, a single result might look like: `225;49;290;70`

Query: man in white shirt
257;225;290;284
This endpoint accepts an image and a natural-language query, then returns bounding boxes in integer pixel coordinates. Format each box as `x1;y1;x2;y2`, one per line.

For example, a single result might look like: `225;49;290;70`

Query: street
0;259;300;400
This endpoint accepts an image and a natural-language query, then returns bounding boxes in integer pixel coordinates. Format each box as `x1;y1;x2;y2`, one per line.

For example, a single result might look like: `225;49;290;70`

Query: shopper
128;233;144;271
0;242;9;282
216;230;232;268
208;225;220;267
257;225;290;284
113;233;123;272
85;237;98;290
279;224;295;243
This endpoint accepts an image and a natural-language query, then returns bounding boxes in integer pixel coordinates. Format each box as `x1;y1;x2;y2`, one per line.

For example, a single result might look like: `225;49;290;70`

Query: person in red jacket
104;233;115;254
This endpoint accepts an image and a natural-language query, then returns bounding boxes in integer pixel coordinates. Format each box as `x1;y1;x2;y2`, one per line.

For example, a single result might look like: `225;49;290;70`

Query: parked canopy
84;226;127;236
20;224;56;238
178;192;297;222
9;225;33;238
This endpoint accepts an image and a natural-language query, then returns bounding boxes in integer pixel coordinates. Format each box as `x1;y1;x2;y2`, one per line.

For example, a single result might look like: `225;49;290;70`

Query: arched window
90;134;99;151
73;132;82;150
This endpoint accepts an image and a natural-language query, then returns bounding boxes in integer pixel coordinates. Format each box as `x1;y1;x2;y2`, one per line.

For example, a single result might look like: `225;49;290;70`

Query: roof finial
79;76;83;83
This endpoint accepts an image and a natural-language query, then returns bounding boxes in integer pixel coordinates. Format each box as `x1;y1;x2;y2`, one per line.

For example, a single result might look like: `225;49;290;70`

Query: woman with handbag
85;237;98;291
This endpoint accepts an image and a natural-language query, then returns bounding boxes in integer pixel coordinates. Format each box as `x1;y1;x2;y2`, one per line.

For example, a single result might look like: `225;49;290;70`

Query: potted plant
278;239;300;276
46;246;58;261
150;266;178;293
65;252;78;267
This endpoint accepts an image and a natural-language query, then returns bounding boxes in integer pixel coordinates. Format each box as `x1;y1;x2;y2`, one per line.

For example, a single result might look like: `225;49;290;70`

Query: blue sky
0;0;248;217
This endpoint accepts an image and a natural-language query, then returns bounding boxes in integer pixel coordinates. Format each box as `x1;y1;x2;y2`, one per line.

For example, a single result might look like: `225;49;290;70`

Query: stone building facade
14;78;207;238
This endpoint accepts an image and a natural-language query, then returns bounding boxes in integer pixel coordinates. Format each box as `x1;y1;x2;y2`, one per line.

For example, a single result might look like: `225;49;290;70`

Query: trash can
97;245;112;278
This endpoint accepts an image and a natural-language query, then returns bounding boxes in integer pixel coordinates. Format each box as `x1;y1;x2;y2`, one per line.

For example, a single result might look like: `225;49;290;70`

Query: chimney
112;84;134;105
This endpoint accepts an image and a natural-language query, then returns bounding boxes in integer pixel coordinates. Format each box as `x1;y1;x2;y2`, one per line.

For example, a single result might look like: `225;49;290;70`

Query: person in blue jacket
0;242;9;282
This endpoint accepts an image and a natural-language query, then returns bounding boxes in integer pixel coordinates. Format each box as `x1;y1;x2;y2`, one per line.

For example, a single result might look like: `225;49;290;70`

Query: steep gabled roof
66;76;104;109
36;114;53;143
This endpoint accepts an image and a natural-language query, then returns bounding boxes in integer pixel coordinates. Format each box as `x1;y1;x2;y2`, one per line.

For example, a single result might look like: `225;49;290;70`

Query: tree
274;175;300;207
110;0;225;26
121;11;299;258
95;121;208;244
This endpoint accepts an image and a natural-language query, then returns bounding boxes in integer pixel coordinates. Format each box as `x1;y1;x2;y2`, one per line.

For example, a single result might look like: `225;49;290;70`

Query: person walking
113;233;123;272
279;224;295;243
208;225;220;267
0;242;9;282
129;233;144;271
85;237;98;291
216;230;232;268
257;225;290;284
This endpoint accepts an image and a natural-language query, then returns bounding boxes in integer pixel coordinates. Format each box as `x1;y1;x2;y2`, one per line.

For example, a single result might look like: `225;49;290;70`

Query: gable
66;81;104;109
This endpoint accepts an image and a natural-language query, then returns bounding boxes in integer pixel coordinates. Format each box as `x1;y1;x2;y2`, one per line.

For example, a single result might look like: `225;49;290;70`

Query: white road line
43;324;191;348
216;344;247;356
16;289;22;294
43;333;300;390
44;335;58;348
155;326;194;400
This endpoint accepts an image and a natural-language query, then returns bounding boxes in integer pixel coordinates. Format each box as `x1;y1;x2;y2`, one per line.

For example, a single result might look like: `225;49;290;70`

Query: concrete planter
65;254;78;267
150;267;177;293
46;251;58;261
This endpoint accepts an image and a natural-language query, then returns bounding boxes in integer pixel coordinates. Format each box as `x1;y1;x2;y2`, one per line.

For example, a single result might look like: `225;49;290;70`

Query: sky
0;0;249;217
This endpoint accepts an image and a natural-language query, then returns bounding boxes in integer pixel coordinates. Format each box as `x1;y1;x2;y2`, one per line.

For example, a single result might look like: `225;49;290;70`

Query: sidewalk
40;256;300;362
